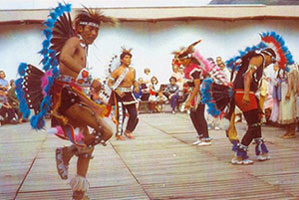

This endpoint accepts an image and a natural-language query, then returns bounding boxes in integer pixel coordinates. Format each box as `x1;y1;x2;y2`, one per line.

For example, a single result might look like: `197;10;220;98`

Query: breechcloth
234;89;258;112
51;75;108;147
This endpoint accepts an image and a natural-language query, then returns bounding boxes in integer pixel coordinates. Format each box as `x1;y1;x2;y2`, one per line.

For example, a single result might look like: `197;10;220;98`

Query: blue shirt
0;79;8;90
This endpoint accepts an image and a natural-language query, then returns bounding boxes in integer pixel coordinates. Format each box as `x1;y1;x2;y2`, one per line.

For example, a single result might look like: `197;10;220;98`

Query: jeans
170;94;179;111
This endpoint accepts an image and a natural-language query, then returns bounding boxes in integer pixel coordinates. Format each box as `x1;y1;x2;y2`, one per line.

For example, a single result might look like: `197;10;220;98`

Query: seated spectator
171;65;184;89
148;76;160;112
7;79;24;122
133;77;144;100
164;76;179;114
142;68;152;87
133;78;144;111
0;70;18;124
0;70;9;92
155;90;168;112
0;98;19;124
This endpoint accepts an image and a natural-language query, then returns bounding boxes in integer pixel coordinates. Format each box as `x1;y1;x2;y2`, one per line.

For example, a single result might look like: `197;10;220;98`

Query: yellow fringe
51;92;68;125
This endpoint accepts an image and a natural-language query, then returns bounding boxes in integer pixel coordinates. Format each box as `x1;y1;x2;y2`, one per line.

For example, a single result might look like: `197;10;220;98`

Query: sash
111;67;129;90
106;67;130;105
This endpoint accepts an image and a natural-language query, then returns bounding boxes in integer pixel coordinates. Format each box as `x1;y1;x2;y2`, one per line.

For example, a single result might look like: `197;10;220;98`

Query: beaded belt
56;75;76;83
117;87;132;93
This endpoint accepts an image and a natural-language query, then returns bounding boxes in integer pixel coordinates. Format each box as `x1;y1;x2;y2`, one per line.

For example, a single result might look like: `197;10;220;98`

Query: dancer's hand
242;94;250;106
185;101;191;110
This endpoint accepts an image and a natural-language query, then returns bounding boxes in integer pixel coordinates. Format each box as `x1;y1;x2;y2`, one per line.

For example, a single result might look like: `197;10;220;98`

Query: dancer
172;40;228;146
107;48;139;140
201;32;294;164
16;4;116;199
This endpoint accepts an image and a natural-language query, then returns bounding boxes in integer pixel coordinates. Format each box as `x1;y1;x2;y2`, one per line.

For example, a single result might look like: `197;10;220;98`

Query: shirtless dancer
108;49;139;140
51;8;115;200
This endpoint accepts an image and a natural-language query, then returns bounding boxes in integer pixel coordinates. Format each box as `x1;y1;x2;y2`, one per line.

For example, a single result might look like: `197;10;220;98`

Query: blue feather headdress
260;31;294;72
15;3;72;129
226;31;294;73
225;42;267;73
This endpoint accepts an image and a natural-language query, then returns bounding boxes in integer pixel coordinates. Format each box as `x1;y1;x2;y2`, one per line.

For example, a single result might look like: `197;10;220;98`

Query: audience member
155;90;168;112
171;65;184;89
164;76;179;114
278;66;298;138
142;68;151;87
7;79;23;122
148;76;160;112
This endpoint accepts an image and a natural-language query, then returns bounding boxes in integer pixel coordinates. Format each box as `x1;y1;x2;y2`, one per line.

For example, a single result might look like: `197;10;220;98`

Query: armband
249;64;258;71
244;64;258;75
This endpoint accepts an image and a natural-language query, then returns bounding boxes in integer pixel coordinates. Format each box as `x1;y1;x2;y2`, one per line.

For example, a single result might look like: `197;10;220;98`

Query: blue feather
52;67;60;78
48;77;53;85
23;108;30;119
48;49;55;56
15;78;23;90
42;40;50;48
18;63;28;76
281;46;288;53
44;19;55;28
30;115;38;129
50;58;58;66
54;6;63;16
50;11;58;20
65;3;72;12
41;57;49;65
39;48;49;56
44;84;51;94
43;29;52;39
43;62;51;71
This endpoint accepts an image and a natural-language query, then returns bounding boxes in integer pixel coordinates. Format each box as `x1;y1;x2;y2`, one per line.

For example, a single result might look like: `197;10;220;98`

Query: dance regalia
183;63;203;110
15;3;108;146
232;51;265;112
201;32;295;118
184;50;229;115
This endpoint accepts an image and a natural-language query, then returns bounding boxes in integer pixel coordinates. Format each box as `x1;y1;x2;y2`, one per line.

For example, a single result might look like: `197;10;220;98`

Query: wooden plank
1;113;298;199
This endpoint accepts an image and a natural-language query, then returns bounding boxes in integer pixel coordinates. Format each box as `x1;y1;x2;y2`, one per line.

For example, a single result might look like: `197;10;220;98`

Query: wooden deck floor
0;113;298;200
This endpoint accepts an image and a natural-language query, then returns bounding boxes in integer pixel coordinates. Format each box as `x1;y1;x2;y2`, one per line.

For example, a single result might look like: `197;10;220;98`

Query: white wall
0;19;298;84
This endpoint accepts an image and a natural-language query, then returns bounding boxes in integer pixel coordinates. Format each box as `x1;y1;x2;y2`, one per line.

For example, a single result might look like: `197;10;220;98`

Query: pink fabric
192;50;211;76
183;63;201;80
41;69;53;96
52;125;84;144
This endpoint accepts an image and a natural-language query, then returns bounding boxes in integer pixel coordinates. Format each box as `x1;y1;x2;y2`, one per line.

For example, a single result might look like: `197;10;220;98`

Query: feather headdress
172;40;202;59
226;31;294;73
260;31;294;71
75;6;118;29
172;40;201;69
15;3;72;129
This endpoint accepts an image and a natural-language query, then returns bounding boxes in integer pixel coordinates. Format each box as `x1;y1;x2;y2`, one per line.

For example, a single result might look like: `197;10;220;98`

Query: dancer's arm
243;56;262;105
185;78;200;110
